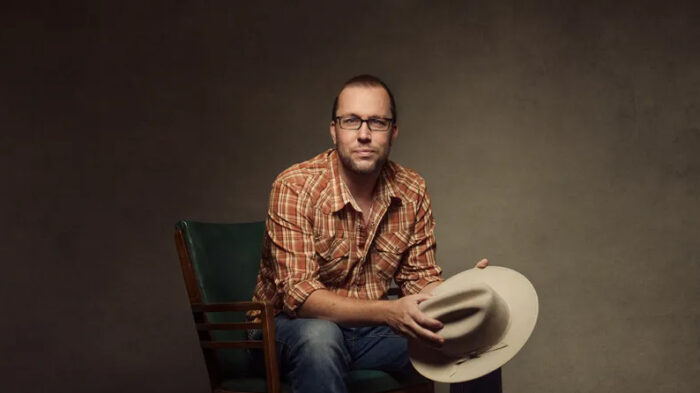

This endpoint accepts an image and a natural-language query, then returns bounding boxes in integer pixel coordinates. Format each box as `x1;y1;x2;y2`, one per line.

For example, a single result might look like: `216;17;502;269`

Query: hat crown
420;283;510;358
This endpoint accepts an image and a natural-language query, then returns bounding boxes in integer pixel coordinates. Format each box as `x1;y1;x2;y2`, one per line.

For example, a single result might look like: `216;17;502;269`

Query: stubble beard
336;144;391;176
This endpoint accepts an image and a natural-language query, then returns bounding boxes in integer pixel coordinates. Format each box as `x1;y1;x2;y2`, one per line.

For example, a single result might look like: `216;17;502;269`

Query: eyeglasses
334;115;394;132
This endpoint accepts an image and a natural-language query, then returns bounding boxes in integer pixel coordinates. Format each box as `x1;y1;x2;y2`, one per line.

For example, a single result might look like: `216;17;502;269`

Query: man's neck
338;165;381;208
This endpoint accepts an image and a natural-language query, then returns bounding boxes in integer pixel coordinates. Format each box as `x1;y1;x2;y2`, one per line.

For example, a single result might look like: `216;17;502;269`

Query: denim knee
276;316;350;371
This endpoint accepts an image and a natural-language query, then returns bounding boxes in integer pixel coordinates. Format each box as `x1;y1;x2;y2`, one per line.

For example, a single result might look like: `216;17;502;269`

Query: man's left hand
475;258;488;269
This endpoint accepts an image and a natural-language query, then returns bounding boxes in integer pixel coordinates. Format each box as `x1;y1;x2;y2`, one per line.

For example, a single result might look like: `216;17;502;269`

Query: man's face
330;85;398;176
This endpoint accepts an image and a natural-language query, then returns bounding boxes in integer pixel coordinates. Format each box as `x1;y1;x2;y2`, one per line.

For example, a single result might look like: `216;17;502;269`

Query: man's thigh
272;316;411;374
249;315;349;374
273;314;351;373
342;324;413;373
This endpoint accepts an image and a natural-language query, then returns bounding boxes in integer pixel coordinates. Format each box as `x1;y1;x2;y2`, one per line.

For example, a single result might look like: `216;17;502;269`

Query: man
250;75;494;393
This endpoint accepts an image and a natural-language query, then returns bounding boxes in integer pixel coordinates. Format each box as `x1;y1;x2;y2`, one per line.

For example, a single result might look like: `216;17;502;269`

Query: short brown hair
331;74;397;123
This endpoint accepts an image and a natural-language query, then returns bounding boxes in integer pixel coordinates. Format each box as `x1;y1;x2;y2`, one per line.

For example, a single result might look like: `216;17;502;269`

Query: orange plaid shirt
250;149;442;321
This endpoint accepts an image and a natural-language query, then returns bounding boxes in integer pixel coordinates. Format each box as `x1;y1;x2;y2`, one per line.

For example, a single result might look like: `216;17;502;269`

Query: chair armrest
192;301;267;313
192;301;271;333
192;300;277;346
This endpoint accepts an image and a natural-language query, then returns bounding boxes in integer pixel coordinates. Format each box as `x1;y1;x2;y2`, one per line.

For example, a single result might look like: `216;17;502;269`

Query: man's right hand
384;294;444;347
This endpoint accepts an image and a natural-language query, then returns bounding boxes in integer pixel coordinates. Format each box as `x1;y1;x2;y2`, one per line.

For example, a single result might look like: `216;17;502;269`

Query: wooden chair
175;220;434;393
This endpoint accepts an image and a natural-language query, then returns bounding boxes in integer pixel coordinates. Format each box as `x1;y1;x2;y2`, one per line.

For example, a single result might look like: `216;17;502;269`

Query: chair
175;220;434;393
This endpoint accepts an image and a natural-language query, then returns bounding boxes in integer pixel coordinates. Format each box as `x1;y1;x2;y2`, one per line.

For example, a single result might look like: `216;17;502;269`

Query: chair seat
219;369;430;393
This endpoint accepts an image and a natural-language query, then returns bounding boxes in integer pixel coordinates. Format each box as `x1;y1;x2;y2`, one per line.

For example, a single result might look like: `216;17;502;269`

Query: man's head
330;75;399;177
331;75;397;123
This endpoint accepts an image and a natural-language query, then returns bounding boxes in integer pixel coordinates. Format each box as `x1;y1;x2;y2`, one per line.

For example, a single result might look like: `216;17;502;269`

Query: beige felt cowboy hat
408;266;538;383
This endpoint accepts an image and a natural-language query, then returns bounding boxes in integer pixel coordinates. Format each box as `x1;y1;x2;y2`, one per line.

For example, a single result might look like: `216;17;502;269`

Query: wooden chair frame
175;227;434;393
176;228;280;393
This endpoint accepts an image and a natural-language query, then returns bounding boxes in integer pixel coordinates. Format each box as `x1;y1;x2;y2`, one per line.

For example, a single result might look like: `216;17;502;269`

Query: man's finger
412;310;443;331
402;329;418;340
396;324;418;340
410;320;444;347
406;293;432;303
475;258;489;269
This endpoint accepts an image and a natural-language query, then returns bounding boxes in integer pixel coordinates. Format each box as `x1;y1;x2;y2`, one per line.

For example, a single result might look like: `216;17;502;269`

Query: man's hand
384;294;444;347
396;258;488;345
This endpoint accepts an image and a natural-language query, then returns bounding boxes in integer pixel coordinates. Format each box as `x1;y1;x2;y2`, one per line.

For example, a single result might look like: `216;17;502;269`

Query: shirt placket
352;200;389;288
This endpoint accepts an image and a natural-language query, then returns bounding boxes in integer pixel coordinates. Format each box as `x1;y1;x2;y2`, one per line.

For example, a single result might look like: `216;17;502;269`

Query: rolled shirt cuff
283;279;327;317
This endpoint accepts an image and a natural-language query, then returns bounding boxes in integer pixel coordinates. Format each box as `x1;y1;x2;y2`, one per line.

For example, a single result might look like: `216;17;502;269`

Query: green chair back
176;220;265;380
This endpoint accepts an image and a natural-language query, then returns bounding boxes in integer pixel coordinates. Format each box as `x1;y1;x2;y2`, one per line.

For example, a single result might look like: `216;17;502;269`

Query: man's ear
329;121;337;145
391;124;399;144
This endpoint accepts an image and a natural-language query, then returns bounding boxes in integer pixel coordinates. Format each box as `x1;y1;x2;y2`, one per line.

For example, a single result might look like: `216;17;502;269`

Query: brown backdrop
2;1;698;392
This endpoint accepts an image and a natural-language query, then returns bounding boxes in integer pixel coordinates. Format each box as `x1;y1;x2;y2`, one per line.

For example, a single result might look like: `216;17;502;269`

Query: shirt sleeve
395;187;443;295
264;179;326;317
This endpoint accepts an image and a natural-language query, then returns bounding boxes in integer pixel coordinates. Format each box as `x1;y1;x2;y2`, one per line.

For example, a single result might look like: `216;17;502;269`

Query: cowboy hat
408;266;538;383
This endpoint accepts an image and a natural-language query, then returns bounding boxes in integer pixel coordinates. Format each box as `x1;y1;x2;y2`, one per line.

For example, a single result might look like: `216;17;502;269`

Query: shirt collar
375;163;402;206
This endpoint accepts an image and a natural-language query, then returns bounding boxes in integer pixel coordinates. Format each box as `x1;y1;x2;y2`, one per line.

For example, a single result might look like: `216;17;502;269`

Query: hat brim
409;266;538;383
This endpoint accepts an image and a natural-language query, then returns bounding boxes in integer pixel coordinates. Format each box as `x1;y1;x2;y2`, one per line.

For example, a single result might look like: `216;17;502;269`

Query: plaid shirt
249;149;442;321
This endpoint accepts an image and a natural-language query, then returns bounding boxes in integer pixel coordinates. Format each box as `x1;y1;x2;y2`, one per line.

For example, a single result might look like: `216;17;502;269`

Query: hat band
449;342;509;377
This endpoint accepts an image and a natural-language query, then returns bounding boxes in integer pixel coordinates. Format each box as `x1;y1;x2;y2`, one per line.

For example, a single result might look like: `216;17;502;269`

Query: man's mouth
354;149;375;156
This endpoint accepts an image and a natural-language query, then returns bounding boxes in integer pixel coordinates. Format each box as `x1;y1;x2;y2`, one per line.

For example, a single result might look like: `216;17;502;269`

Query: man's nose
357;122;372;141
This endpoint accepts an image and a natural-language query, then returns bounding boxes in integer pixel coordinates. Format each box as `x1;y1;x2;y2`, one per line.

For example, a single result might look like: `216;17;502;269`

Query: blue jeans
273;314;413;393
253;314;502;393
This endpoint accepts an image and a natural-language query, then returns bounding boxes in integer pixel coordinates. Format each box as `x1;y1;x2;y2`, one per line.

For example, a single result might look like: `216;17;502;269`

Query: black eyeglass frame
333;115;395;132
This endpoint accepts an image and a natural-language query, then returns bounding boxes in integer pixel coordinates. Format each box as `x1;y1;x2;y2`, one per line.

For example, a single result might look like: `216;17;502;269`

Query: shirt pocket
372;230;411;280
314;235;351;284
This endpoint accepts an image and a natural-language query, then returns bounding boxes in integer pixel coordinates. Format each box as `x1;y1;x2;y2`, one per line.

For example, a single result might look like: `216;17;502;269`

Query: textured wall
2;1;698;392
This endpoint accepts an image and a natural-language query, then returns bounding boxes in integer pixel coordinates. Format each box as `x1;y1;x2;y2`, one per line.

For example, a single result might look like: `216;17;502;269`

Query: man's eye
368;119;388;127
343;117;361;125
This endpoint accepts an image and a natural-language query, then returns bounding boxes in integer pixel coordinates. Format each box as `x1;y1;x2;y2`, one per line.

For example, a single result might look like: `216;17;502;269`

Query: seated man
250;75;495;393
